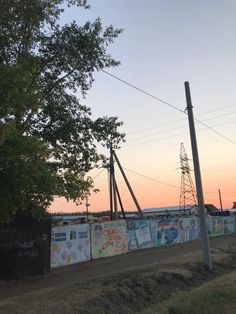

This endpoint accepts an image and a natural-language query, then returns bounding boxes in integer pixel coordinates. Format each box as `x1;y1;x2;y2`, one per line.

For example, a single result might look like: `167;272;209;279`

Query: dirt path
0;234;236;302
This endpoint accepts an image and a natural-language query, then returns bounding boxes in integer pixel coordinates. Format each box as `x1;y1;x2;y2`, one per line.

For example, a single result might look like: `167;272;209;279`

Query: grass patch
152;271;236;314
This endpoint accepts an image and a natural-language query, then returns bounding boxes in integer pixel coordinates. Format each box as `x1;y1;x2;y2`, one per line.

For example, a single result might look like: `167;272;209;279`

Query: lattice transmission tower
179;143;197;215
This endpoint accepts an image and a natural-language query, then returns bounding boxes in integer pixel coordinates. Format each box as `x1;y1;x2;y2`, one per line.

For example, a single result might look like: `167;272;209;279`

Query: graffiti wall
211;216;224;236
178;217;199;242
127;219;155;251
0;214;51;280
91;221;128;259
51;224;90;268
223;217;234;234
49;215;236;269
156;218;179;246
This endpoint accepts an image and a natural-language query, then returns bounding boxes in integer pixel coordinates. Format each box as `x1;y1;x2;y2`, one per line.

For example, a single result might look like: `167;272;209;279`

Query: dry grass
148;271;236;314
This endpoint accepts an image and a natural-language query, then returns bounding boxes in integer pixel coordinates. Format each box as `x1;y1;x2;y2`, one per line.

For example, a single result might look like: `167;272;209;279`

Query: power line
197;103;236;116
128;104;236;135
92;168;105;180
125;131;188;147
201;110;236;123
102;70;236;145
124;120;236;148
102;70;185;114
127;117;186;135
127;123;188;142
194;118;236;145
127;113;236;143
221;192;235;198
122;166;179;189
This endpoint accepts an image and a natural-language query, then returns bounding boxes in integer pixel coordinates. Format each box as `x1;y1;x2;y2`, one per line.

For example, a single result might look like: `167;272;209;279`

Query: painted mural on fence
156;218;179;246
211;217;224;236
91;221;128;259
223;217;234;234
127;219;155;251
178;217;199;242
51;224;90;268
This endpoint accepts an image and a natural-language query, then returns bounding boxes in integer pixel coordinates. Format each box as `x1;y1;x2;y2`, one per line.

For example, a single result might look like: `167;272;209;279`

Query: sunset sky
50;0;236;213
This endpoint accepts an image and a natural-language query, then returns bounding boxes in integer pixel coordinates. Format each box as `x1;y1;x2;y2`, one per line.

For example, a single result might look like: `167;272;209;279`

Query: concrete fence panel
156;218;179;246
211;216;224;236
127;219;155;251
178;217;199;242
51;224;90;268
91;221;128;259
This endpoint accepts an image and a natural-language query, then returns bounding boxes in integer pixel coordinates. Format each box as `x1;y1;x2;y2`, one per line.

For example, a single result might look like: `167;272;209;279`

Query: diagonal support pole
113;150;144;218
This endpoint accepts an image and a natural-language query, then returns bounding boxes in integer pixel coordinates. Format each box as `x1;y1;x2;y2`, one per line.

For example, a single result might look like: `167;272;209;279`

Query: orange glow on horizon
49;178;235;213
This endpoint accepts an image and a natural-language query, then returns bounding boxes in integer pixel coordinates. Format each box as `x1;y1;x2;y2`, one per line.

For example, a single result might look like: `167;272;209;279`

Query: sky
50;0;236;213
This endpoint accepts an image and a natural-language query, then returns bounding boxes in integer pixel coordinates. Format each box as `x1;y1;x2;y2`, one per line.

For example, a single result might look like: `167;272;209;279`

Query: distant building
142;205;194;218
142;204;219;218
52;214;94;225
204;204;219;213
118;213;139;219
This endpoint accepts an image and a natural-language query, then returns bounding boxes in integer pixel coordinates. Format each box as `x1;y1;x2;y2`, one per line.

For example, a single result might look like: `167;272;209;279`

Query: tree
0;0;125;223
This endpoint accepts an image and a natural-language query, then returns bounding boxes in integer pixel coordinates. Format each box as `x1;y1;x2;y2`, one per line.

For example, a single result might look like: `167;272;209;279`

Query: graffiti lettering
18;250;38;257
18;241;34;248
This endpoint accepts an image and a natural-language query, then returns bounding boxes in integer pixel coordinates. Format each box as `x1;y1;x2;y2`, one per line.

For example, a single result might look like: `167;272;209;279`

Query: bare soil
0;234;236;313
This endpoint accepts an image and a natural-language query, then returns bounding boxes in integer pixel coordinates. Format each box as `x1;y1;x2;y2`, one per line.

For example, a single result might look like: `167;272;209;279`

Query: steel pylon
179;143;197;215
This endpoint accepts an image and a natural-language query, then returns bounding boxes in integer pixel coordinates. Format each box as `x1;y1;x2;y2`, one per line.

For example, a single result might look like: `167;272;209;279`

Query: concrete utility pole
109;143;118;220
184;81;213;271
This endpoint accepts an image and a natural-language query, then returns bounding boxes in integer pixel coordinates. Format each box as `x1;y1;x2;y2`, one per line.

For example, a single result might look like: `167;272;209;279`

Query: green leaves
0;0;125;223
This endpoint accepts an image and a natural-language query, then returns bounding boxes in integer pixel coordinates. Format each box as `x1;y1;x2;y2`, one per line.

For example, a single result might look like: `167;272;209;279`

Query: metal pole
184;81;213;271
113;151;144;218
218;189;223;211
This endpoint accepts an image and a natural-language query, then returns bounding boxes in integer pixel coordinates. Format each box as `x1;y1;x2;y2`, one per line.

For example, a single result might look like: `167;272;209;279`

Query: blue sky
52;0;236;212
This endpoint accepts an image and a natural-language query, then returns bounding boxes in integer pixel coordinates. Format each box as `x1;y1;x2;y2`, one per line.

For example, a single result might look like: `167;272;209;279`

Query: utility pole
85;196;90;222
113;150;144;218
109;143;118;220
218;189;223;211
109;147;113;220
107;145;144;219
185;81;213;271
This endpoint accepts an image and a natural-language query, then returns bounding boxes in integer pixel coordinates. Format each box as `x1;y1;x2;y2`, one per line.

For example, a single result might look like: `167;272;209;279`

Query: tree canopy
0;0;125;223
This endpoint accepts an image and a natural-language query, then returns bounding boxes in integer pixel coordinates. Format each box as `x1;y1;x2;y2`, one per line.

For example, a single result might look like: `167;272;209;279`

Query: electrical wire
127;117;186;135
92;168;105;180
194;118;236;145
102;70;185;114
127;112;236;143
128;104;236;135
124;131;188;147
124;120;236;148
127;123;188;142
201;111;236;123
197;104;236;116
122;166;179;189
102;70;236;145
